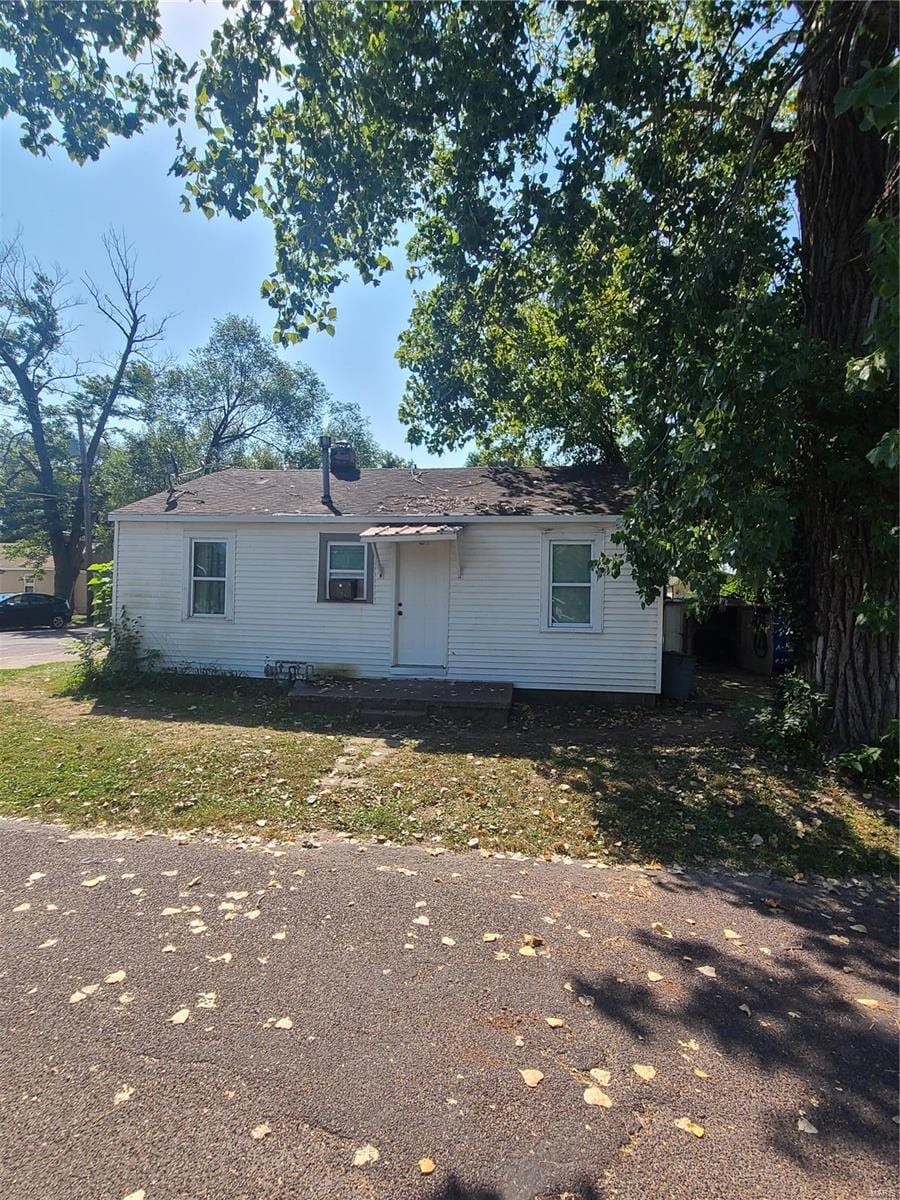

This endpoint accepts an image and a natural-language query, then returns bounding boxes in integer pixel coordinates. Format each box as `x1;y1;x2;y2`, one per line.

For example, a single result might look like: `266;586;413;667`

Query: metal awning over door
359;524;462;542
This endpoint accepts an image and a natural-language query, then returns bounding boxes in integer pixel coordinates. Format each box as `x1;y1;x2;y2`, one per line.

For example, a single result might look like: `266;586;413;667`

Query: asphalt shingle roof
109;465;632;519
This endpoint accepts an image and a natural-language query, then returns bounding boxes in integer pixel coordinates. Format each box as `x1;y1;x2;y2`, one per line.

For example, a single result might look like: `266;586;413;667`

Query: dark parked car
0;592;71;630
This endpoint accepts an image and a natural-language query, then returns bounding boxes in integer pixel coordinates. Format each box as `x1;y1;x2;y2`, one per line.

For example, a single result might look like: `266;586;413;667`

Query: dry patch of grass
338;731;897;878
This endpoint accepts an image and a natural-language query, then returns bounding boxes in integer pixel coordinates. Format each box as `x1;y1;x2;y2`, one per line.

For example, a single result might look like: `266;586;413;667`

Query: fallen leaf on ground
583;1087;613;1108
81;876;106;888
797;1117;818;1134
577;929;591;939
518;945;537;957
723;929;742;941
250;1123;271;1140
693;1068;709;1079
633;1064;656;1081
196;992;217;1009
271;931;286;941
352;1143;379;1167
483;932;501;942
122;1191;145;1200
674;1117;705;1137
114;1085;134;1106
412;915;430;926
206;953;232;963
521;933;543;947
738;1003;752;1016
855;997;879;1009
273;1016;293;1029
39;938;57;949
545;1017;565;1028
419;1158;436;1175
13;903;31;912
647;971;664;982
696;965;717;978
441;937;456;947
519;1069;544;1087
161;907;182;917
81;984;100;995
589;1068;611;1086
69;990;87;1004
105;970;127;985
850;924;867;933
118;993;135;1005
244;909;262;920
651;921;673;938
168;1008;190;1025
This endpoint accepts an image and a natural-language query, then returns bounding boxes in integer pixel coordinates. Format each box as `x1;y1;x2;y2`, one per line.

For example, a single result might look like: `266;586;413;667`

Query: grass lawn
0;664;344;834
0;664;895;879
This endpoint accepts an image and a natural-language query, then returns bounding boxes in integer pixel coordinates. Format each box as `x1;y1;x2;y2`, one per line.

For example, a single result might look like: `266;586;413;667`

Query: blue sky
0;1;467;467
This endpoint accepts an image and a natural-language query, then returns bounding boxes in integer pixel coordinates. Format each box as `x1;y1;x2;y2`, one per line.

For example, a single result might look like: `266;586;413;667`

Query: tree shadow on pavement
570;908;896;1169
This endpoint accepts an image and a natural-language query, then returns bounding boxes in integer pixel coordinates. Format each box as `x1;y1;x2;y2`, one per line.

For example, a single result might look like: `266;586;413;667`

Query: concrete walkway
0;818;895;1199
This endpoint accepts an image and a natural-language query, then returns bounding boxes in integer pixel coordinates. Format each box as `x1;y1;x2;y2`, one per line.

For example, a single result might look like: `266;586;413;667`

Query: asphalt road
0;627;96;669
0;818;896;1200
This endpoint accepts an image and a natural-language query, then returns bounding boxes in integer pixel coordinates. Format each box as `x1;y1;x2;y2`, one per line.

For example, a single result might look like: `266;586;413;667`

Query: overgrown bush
750;673;825;759
86;561;113;625
67;610;159;693
835;719;900;791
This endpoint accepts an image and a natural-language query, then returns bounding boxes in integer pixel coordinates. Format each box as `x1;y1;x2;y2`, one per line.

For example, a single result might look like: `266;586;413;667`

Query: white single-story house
108;447;662;697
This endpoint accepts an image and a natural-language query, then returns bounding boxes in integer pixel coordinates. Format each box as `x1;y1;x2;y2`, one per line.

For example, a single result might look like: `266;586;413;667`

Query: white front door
395;541;450;668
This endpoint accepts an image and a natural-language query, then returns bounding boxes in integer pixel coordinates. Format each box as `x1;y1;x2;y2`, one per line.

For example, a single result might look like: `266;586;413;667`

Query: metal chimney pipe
320;434;332;505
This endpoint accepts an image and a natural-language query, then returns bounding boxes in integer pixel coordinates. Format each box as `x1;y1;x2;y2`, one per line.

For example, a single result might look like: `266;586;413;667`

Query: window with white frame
326;540;367;601
190;539;228;616
23;578;35;593
542;537;603;630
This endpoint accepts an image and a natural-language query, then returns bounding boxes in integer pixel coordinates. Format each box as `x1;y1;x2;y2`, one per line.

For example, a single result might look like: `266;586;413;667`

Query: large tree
95;315;406;509
0;234;165;602
146;314;331;472
166;0;896;745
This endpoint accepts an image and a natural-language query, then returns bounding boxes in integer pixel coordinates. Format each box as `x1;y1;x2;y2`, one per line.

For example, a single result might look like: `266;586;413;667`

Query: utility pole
75;411;93;625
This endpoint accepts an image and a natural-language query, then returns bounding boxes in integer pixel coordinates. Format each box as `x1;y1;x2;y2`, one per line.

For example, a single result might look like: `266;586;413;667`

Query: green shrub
750;673;825;759
835;719;900;791
68;610;159;693
86;561;113;625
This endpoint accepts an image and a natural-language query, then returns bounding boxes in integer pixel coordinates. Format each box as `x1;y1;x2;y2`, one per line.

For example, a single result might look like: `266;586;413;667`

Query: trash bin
661;651;696;701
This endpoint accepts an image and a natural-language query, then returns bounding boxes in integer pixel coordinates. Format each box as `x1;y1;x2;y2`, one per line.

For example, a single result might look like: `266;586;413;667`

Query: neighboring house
0;546;87;614
108;448;662;697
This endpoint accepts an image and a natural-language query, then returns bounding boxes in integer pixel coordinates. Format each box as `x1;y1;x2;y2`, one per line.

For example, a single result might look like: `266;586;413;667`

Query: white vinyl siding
113;519;661;693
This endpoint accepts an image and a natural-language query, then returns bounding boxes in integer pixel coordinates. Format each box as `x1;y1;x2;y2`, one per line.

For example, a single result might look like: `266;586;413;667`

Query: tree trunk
803;500;898;745
795;1;898;744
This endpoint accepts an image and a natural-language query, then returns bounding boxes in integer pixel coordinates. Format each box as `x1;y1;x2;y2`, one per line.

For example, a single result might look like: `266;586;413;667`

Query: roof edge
109;511;624;525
